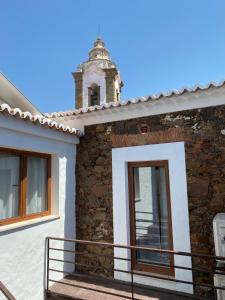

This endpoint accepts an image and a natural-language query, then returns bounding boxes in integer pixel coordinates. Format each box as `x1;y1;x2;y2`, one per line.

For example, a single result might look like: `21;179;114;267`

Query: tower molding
73;36;123;109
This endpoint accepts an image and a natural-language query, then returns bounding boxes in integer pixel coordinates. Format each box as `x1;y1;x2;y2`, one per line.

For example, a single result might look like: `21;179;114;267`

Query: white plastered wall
112;142;193;294
82;63;106;107
0;115;78;300
114;77;121;101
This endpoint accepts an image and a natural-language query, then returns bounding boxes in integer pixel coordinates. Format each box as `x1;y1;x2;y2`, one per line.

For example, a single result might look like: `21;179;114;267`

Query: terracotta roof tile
0;103;82;136
45;79;225;118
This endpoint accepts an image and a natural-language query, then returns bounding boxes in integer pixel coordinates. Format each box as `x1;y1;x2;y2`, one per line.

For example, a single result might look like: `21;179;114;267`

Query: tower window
88;84;100;106
116;91;120;101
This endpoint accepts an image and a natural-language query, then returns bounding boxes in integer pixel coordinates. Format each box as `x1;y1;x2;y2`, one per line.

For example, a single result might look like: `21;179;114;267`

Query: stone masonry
76;105;225;284
73;72;83;109
104;68;117;102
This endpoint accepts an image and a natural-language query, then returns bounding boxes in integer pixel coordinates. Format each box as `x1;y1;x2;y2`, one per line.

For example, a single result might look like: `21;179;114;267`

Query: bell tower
72;36;123;109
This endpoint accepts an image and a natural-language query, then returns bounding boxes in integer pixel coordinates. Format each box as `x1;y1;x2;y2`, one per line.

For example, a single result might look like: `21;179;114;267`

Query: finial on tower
89;33;110;60
97;24;101;39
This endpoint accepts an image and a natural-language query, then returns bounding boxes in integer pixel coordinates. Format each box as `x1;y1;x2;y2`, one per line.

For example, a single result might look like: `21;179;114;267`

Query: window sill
133;268;175;279
0;215;60;233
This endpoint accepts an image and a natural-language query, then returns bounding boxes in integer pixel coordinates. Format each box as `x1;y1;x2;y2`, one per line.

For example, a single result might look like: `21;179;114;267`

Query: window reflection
131;163;172;270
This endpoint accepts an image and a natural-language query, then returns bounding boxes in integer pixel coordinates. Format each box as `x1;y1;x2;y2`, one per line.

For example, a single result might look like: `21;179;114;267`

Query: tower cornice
72;71;83;81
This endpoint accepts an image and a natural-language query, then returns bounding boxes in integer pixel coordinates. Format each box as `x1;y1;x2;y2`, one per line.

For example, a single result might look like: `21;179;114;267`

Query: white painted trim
0;114;79;145
0;215;60;233
59;86;225;132
112;142;193;294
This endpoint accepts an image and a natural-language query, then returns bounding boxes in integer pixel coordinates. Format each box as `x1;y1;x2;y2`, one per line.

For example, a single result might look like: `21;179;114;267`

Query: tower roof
88;36;110;61
75;35;118;72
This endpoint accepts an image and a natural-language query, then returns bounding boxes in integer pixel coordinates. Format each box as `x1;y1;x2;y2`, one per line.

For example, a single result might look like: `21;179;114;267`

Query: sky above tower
0;0;224;113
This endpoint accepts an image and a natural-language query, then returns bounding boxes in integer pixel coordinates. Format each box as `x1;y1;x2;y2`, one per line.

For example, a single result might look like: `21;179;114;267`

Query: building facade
51;36;225;294
0;73;80;300
0;36;225;299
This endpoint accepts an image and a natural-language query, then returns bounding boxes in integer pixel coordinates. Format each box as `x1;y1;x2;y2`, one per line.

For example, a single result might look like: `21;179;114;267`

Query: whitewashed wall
0;115;78;300
114;76;121;101
82;62;106;107
112;142;193;294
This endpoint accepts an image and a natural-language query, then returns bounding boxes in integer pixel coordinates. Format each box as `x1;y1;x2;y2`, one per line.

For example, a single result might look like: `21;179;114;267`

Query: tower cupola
72;36;123;109
89;36;110;61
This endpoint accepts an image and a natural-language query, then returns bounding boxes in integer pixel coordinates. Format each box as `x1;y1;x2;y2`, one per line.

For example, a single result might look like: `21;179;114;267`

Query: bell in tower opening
72;35;123;109
88;84;100;106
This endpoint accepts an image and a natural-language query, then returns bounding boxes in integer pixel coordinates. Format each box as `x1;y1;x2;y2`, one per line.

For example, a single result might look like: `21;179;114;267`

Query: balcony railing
44;236;225;300
0;281;16;300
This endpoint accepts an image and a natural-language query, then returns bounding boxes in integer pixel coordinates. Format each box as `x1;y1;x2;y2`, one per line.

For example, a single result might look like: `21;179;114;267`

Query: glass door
128;160;174;276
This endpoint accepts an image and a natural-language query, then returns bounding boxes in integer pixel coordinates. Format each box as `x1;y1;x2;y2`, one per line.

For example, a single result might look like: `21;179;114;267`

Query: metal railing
45;236;225;300
0;282;16;300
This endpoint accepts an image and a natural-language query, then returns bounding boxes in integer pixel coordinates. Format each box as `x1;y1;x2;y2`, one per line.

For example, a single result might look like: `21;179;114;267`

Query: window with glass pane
129;161;174;276
0;148;51;226
26;156;48;214
0;153;20;221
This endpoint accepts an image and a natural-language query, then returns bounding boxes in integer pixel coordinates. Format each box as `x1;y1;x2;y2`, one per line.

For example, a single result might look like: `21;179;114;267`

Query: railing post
46;237;50;291
131;248;134;300
75;241;77;273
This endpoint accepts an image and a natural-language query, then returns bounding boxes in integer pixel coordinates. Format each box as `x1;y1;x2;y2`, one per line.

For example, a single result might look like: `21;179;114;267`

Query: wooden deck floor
47;273;196;300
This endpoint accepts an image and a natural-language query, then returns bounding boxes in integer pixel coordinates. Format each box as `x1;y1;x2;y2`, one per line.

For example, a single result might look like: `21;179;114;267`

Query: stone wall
104;68;117;102
73;72;83;109
76;105;225;281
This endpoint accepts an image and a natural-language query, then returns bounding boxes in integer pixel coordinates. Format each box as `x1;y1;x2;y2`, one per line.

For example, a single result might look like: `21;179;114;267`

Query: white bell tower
72;36;123;109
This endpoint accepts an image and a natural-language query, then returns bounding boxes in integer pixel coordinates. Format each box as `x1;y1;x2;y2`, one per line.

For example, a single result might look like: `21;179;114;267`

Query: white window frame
112;141;193;294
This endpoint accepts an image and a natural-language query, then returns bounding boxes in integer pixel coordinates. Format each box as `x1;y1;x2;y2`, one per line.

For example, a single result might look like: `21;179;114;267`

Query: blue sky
0;0;224;113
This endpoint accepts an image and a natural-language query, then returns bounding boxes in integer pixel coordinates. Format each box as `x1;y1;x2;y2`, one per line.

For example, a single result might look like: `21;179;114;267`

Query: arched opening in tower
88;84;100;106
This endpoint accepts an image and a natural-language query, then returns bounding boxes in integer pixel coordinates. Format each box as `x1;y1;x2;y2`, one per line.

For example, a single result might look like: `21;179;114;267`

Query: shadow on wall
43;153;76;291
63;153;76;274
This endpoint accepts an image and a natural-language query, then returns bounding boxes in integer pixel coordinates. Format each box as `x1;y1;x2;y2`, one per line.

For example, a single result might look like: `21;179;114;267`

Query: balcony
44;237;225;300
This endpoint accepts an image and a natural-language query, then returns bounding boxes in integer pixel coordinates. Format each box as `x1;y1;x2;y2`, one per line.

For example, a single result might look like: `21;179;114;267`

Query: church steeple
72;35;123;109
89;36;110;61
